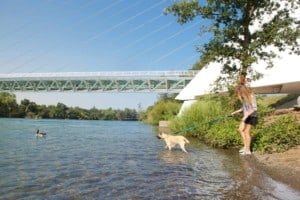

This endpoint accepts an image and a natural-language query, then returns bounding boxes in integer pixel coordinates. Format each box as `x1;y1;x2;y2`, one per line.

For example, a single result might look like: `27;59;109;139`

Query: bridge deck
0;71;199;93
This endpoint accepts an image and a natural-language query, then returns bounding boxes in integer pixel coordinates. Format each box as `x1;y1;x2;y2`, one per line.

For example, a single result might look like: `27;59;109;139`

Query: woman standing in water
231;79;258;155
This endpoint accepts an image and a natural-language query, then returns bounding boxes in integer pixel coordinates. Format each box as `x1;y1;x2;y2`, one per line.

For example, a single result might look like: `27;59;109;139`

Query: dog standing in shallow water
157;132;190;153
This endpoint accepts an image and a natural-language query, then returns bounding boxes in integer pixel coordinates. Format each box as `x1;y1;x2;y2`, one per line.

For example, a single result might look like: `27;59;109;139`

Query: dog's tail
184;138;190;143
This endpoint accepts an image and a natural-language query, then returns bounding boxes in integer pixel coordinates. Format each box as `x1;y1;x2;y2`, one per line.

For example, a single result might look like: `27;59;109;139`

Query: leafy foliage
0;92;139;121
170;96;233;137
253;114;300;153
165;0;300;88
204;119;242;148
144;94;181;125
0;92;19;117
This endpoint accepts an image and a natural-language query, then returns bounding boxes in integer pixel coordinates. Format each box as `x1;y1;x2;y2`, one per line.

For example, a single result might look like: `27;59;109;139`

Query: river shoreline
159;120;300;192
253;145;300;191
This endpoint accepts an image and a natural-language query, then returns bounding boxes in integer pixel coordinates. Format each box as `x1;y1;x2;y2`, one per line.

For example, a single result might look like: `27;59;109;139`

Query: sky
0;0;209;110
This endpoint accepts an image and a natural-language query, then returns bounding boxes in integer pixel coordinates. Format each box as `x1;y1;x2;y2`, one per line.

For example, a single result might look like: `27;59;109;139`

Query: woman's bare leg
244;125;252;152
238;121;246;148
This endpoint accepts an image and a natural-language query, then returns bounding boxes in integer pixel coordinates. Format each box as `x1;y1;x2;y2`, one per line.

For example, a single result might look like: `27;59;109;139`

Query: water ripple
1;119;299;199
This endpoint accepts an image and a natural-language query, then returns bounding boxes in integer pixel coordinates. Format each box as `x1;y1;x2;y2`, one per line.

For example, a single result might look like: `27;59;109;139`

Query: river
0;118;299;199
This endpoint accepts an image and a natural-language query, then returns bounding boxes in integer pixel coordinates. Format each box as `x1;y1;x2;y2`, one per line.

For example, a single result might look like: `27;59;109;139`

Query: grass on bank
169;94;300;153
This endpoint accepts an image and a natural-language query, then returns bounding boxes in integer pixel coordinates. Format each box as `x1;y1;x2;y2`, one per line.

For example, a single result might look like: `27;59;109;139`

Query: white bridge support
0;71;199;93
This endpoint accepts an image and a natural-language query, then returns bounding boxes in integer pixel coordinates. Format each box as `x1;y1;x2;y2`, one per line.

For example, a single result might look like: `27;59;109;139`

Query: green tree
20;99;39;117
145;95;181;125
20;99;30;112
53;103;68;119
165;0;300;87
67;108;81;119
37;105;50;118
123;108;138;120
103;107;115;120
0;92;141;120
0;92;19;117
89;107;101;120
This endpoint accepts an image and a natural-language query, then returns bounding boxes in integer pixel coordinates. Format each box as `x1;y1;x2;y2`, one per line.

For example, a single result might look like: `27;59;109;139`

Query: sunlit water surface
0;119;299;199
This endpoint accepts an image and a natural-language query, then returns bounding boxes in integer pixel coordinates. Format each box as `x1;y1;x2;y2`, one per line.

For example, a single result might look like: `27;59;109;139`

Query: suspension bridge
0;71;199;93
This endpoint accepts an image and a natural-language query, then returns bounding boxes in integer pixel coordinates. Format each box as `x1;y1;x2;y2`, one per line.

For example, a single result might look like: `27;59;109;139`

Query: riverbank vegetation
0;92;181;122
139;93;299;153
168;94;300;153
141;94;181;125
0;92;139;120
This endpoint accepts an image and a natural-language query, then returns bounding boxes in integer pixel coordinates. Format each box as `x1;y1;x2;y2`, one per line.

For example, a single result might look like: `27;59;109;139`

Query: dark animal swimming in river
36;129;46;137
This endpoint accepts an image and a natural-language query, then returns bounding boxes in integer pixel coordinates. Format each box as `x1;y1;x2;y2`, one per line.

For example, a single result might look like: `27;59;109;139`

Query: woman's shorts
245;116;258;126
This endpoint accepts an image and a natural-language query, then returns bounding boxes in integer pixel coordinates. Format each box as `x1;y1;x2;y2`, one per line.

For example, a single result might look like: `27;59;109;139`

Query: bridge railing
0;70;199;93
0;70;199;80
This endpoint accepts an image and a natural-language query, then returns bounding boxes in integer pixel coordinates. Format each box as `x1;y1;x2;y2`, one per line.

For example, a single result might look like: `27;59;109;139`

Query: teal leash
172;115;232;135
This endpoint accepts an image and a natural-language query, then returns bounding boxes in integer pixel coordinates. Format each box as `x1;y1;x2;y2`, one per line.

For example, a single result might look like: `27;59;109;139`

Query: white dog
157;132;190;153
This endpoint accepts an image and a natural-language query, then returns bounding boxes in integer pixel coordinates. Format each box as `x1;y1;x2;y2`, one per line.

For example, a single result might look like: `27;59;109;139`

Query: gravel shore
253;145;300;191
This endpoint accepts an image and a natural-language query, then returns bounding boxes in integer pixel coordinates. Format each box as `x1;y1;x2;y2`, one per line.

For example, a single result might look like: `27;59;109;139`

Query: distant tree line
0;92;140;121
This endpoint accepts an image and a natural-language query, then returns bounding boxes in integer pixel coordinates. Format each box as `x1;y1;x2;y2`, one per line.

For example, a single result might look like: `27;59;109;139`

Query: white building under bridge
176;52;300;116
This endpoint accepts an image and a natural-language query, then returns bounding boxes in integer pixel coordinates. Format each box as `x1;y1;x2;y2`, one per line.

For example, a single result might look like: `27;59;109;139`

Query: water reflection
159;151;188;164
